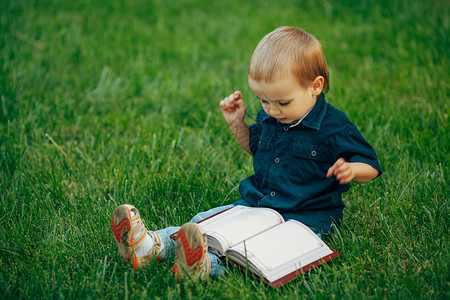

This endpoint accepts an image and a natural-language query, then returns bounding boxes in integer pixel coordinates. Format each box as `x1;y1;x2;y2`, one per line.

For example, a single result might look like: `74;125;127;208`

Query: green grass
1;0;448;298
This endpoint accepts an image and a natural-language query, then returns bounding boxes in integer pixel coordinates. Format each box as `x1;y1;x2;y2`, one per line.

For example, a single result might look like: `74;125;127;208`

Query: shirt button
274;157;280;163
270;191;276;197
311;151;317;156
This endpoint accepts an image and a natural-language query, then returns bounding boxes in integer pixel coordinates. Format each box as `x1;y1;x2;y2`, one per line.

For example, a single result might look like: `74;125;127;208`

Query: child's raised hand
326;158;355;185
220;91;247;125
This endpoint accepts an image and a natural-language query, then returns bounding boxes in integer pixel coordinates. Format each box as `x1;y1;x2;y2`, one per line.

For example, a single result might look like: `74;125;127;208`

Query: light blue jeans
155;204;235;277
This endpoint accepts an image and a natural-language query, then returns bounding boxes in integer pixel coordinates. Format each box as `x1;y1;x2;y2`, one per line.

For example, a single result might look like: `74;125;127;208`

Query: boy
111;26;382;282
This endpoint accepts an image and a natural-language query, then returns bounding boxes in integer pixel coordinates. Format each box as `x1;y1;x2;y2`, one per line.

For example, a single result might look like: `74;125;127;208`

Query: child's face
249;75;321;125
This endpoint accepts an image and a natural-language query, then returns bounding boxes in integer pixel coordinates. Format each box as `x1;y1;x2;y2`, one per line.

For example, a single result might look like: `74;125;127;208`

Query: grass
1;0;448;298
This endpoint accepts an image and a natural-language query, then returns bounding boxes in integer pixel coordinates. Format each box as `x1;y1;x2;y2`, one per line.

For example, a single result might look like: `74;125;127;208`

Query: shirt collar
258;93;327;130
287;107;313;128
300;93;327;130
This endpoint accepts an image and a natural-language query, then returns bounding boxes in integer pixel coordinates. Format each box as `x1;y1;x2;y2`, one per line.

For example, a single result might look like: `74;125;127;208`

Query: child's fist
327;158;355;185
220;91;243;112
220;91;246;124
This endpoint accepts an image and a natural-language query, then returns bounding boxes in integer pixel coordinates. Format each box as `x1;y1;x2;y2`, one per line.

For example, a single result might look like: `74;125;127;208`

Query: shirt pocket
255;127;275;152
291;141;337;164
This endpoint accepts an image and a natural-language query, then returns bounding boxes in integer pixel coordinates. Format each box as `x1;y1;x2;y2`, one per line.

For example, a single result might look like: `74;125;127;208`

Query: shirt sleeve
249;110;264;155
339;129;383;176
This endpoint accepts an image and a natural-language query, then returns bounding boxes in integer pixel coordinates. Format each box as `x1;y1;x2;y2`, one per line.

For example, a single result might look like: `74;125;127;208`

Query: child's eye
279;102;290;106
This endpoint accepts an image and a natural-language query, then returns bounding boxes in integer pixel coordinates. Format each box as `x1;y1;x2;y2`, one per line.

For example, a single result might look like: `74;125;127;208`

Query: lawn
1;0;448;298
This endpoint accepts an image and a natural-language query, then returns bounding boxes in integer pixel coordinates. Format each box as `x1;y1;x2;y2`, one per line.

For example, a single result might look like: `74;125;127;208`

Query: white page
235;221;324;270
200;206;283;250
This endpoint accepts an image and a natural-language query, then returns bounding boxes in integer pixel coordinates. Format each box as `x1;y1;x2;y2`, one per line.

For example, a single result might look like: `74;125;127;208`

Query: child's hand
327;158;379;184
220;91;247;125
327;158;355;185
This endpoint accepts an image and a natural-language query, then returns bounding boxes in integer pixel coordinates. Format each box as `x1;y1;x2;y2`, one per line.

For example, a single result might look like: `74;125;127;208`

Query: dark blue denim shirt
234;93;382;232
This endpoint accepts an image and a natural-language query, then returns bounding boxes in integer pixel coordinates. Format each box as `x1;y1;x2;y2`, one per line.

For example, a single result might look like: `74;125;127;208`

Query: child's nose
269;105;281;116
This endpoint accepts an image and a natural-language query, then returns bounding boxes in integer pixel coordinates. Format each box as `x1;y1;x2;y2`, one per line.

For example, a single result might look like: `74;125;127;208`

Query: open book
198;205;340;288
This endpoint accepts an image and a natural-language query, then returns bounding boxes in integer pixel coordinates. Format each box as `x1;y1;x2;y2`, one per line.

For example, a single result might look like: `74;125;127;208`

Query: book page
227;220;335;283
239;221;324;270
200;206;284;252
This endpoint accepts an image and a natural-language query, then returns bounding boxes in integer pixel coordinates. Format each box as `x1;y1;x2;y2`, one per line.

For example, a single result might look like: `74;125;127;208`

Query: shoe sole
171;223;210;282
111;205;139;270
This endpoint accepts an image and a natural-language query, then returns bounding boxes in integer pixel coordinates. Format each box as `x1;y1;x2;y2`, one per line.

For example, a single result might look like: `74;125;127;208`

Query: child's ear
311;76;324;96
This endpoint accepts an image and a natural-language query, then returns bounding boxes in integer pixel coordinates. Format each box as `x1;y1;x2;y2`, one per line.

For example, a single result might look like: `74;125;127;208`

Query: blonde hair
248;26;330;93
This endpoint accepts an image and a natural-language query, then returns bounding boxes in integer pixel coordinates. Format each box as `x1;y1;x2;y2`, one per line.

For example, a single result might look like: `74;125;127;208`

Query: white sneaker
171;222;211;282
111;204;162;270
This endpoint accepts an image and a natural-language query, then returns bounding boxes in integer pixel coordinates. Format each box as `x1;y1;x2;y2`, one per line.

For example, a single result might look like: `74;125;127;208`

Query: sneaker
111;204;162;270
171;222;211;282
